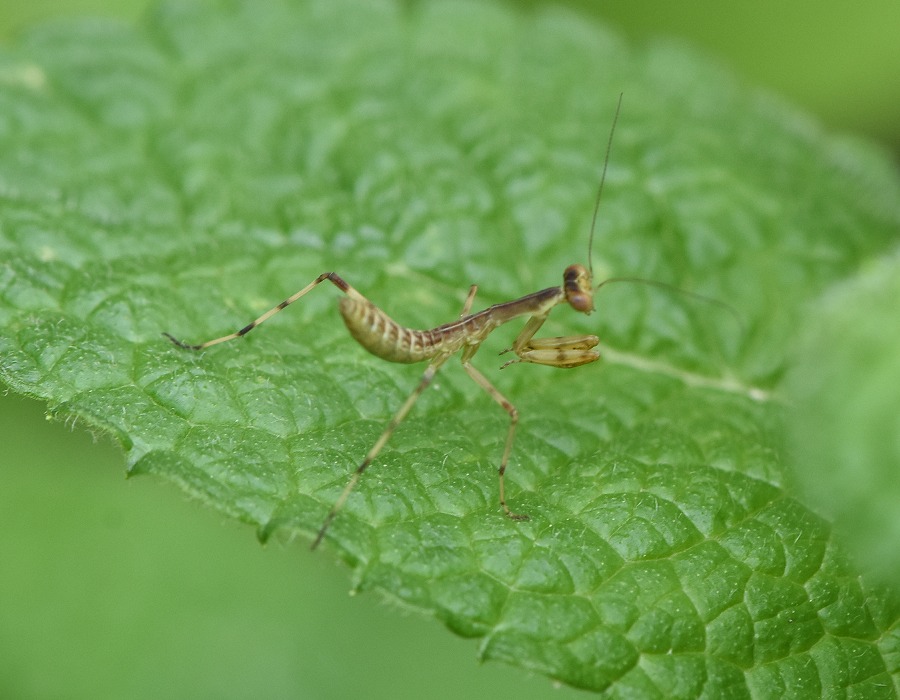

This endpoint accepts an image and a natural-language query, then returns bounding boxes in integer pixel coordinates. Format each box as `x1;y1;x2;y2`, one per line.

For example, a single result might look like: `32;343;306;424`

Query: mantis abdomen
339;296;484;364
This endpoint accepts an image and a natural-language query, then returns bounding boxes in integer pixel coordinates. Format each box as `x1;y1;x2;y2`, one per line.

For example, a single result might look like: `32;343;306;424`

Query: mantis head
563;264;594;314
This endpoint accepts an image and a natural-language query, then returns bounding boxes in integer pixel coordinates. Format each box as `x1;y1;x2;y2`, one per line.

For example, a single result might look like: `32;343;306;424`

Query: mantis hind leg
459;284;478;318
164;272;356;350
311;354;450;549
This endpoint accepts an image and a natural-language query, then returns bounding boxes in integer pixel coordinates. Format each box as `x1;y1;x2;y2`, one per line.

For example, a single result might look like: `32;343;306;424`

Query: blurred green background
1;1;898;698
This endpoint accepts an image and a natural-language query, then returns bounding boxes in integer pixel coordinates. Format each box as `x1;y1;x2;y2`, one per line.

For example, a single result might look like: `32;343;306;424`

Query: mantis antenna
587;91;624;279
586;94;743;329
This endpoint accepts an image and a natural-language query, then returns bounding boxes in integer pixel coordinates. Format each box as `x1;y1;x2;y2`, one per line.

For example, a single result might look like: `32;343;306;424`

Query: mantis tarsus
165;95;719;550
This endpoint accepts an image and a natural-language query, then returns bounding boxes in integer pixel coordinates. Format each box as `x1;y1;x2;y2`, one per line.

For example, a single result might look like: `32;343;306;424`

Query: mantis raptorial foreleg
500;313;601;369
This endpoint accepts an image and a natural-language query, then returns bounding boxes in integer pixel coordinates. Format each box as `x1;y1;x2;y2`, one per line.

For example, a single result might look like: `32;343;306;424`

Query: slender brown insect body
164;98;638;550
164;261;599;549
340;275;593;366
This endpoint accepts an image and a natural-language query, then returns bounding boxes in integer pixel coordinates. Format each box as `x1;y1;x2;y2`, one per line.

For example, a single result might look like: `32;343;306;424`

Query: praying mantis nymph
165;95;719;550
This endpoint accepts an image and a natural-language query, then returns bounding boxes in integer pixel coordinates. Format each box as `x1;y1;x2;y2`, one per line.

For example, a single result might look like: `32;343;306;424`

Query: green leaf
1;0;899;696
787;251;900;581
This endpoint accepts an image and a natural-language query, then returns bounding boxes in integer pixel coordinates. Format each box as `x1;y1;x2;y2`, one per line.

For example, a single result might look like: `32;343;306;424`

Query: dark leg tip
162;332;199;350
502;504;530;521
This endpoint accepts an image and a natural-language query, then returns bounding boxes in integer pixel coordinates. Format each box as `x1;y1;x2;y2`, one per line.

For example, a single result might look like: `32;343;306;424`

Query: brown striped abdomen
338;297;475;363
